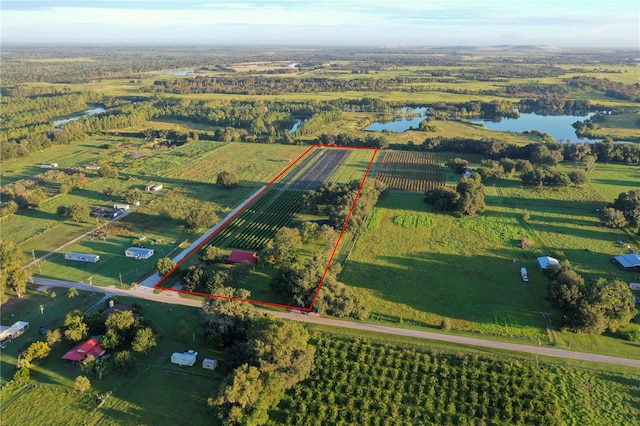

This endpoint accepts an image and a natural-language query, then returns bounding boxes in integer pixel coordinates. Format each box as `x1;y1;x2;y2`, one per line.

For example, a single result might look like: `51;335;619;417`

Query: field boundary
153;144;378;311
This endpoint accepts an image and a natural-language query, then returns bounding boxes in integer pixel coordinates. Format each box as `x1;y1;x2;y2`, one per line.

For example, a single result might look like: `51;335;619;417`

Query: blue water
365;107;429;133
52;107;107;128
289;119;302;133
469;112;596;143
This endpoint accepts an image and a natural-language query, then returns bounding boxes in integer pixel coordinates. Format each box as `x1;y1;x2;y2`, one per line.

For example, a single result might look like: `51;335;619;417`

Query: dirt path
32;277;639;368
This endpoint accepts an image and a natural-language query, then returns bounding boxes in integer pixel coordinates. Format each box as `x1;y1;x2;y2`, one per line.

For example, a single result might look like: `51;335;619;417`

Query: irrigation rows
208;147;359;251
376;151;446;193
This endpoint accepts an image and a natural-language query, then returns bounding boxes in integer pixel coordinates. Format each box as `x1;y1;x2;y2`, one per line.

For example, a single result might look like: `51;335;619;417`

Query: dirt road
33;277;639;368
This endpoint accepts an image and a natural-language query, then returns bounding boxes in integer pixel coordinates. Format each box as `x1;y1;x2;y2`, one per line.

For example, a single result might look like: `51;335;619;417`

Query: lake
365;107;428;133
469;112;596;143
52;107;107;128
289;119;303;133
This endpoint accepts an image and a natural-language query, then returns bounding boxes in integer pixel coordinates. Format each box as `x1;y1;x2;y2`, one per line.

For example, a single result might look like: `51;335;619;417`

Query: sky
2;0;639;47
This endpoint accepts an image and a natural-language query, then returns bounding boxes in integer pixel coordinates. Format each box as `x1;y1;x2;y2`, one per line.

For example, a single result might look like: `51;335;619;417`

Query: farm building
227;250;259;264
90;207;121;218
537;256;560;270
202;358;218;370
61;337;105;362
145;184;163;192
85;165;101;170
125;247;154;260
171;350;197;366
65;252;100;263
39;163;58;168
613;253;640;270
0;321;29;346
113;203;130;211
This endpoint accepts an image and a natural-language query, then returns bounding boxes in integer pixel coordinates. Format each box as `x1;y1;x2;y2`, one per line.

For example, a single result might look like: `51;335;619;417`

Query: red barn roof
227;250;258;264
61;337;105;362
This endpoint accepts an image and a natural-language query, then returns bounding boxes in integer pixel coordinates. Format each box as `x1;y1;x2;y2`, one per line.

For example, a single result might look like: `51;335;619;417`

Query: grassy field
0;291;224;425
340;162;640;357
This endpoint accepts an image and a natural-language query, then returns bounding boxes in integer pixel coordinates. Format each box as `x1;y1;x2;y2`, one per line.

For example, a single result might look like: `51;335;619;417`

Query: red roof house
227;250;258;264
61;337;105;362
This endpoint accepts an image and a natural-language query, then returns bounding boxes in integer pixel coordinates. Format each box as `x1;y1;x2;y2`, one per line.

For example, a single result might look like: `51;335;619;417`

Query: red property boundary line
154;144;379;311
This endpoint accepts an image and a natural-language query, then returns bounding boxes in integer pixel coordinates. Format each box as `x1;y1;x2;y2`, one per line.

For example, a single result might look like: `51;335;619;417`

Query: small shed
125;247;154;260
202;358;218;370
65;252;100;263
629;283;640;291
227;250;258;264
537;256;560;270
0;321;29;345
114;203;130;211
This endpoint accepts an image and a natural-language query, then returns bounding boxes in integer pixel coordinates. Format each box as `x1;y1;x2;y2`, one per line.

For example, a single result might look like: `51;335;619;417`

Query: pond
289;119;303;133
52;107;107;128
365;107;428;133
468;112;596;143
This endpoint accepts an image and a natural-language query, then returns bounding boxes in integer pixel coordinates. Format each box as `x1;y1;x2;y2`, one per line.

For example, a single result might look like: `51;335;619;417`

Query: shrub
13;368;30;382
75;375;91;392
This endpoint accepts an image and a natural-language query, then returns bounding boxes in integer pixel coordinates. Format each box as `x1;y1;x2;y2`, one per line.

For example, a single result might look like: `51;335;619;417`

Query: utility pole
119;273;123;286
32;250;42;273
88;276;93;285
535;338;541;368
39;304;44;316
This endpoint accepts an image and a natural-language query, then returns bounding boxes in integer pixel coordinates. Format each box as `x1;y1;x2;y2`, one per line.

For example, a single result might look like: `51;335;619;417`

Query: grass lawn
0;293;224;425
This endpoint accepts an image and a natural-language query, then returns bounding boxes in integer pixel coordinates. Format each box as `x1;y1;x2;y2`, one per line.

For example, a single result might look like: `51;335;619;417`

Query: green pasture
0;292;223;425
340;162;640;356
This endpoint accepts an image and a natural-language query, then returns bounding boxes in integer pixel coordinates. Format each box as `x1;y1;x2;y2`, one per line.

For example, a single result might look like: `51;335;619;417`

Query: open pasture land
341;162;640;355
375;151;447;193
156;145;377;309
0;293;223;425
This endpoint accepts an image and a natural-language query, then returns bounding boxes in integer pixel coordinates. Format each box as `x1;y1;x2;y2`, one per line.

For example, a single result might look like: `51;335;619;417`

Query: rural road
33;277;640;368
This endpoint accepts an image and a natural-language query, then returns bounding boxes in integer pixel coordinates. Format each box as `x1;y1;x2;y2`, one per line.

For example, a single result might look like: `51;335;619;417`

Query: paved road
33;278;639;368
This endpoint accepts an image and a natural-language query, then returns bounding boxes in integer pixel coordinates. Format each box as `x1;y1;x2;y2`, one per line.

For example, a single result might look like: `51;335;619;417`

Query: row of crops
288;149;350;190
228;190;305;250
270;337;563;426
376;151;446;193
207;147;358;250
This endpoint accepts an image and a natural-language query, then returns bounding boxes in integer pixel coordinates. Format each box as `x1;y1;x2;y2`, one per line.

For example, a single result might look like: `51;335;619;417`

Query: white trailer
65;252;100;263
520;267;529;282
171;352;197;366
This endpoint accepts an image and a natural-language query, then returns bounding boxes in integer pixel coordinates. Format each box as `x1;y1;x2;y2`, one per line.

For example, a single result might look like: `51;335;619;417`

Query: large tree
68;202;90;222
200;287;256;347
63;310;89;342
456;173;486;216
217;171;239;189
271;227;303;266
247;317;315;389
1;240;32;302
210;364;283;426
156;257;176;275
131;327;157;354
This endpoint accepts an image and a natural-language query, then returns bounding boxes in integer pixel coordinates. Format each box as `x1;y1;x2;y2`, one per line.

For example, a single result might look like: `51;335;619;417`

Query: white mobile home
171;351;197;366
65;252;100;263
125;247;154;260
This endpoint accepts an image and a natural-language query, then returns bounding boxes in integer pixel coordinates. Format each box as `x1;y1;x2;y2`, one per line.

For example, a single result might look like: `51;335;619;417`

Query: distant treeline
567;76;640;102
